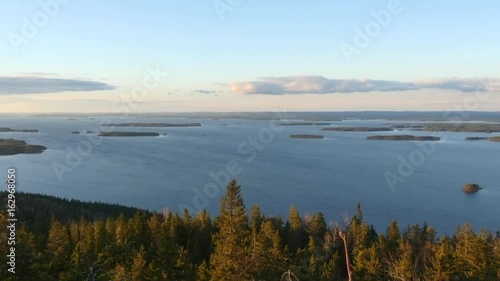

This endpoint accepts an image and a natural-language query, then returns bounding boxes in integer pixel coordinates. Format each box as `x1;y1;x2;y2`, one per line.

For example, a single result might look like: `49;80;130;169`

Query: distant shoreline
18;111;500;122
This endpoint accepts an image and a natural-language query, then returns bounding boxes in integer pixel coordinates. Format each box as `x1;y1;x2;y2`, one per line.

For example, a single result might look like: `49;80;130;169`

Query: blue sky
1;0;499;112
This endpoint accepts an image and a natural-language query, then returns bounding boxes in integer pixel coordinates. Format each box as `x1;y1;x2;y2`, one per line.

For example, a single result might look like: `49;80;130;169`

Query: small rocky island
0;127;38;133
290;134;324;139
367;135;440;141
0;139;47;156
98;132;160;137
102;123;201;127
463;183;482;193
323;127;393;132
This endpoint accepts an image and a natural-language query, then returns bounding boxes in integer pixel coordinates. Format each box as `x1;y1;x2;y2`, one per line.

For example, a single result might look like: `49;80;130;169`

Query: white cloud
0;76;115;95
222;75;499;95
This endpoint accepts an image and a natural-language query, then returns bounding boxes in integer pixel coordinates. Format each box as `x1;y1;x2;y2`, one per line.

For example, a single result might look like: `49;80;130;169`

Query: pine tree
353;244;381;281
193;210;213;264
209;179;252;281
386;219;401;251
197;260;211;281
309;212;327;240
116;213;129;244
113;264;131;281
131;245;148;281
425;236;455;281
171;247;194;281
47;219;72;276
288;205;306;253
249;205;265;277
394;242;416;281
257;220;288;280
307;236;321;280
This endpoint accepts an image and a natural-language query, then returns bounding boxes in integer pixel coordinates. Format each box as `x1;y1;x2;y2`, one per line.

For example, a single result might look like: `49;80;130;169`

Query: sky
1;0;500;113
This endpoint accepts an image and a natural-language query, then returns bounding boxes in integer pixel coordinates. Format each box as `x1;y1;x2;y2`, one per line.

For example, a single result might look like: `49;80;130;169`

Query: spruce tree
47;220;72;276
209;179;252;281
131;245;148;281
425;236;455;281
288;205;305;253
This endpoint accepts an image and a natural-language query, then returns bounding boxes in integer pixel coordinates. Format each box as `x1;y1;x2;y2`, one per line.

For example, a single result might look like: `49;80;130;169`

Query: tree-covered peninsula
0;127;38;133
0;138;46;156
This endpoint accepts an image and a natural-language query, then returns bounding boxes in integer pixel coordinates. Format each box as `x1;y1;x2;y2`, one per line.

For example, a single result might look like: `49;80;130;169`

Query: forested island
290;134;325;139
0;127;38;133
102;123;202;127
0;138;47;155
367;135;441;141
489;136;500;142
392;123;500;133
465;136;500;142
0;180;498;281
322;127;393;132
389;124;426;130
280;122;331;126
98;132;160;137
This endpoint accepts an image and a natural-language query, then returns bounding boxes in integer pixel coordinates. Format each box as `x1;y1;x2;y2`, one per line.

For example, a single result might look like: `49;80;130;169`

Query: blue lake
1;116;499;234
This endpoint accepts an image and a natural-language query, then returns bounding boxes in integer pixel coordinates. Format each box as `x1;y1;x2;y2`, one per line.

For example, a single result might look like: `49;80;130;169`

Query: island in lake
290;134;324;139
322;127;393;132
463;183;482;193
489;136;500;142
389;124;426;130
367;135;440;141
0;127;38;133
102;123;201;127
0;138;47;156
280;122;331;126
392;123;500;133
98;132;160;137
465;136;500;142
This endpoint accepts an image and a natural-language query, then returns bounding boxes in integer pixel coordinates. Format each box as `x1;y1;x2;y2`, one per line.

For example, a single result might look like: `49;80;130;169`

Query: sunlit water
1;116;499;234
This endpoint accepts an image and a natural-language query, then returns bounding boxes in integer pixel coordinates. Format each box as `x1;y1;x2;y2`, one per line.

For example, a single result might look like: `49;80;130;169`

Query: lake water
1;116;499;234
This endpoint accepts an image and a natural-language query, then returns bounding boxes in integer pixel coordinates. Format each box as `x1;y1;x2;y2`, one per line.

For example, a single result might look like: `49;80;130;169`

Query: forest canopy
0;181;499;281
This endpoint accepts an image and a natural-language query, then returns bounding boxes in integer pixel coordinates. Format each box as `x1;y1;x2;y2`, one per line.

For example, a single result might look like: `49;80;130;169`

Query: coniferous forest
1;180;499;281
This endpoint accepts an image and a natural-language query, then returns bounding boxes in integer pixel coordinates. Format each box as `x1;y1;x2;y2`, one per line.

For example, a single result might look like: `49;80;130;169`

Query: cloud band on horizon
0;76;115;95
223;76;498;95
